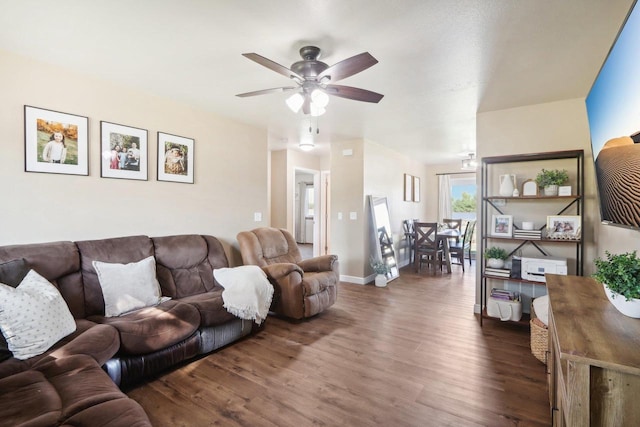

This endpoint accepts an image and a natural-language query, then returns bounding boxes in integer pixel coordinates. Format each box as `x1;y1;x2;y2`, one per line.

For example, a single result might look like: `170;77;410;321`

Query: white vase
486;258;505;269
544;185;559;196
602;283;640;318
499;174;516;197
375;274;388;287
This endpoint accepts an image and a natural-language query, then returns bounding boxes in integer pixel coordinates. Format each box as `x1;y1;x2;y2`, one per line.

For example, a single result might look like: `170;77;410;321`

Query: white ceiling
0;0;634;165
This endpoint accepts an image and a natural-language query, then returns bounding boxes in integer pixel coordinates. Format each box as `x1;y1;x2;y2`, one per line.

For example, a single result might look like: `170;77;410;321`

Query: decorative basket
530;303;548;364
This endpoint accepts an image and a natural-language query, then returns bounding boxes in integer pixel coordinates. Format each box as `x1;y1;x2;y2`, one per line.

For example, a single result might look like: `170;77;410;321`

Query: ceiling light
299;137;315;151
309;103;326;117
461;153;477;170
311;89;329;108
286;92;304;113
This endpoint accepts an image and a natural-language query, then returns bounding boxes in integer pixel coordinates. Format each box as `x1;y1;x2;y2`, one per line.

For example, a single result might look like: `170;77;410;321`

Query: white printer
521;256;567;283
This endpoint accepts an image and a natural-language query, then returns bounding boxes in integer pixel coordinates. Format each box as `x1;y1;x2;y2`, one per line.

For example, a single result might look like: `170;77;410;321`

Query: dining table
406;225;460;274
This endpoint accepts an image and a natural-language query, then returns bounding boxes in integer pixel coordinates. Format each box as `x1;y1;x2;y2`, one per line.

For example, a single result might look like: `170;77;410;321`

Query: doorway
294;168;321;257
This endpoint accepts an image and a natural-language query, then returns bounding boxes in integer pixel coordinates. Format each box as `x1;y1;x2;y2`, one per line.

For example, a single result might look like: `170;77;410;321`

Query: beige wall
0;50;268;266
364;140;427;269
270;150;287;229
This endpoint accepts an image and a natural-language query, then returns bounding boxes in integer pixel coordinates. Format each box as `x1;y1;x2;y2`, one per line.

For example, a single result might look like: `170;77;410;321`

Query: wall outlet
337;212;343;220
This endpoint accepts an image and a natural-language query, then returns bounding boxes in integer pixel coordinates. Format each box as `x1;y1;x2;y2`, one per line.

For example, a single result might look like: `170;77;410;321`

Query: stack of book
485;267;511;277
490;288;520;302
513;228;542;239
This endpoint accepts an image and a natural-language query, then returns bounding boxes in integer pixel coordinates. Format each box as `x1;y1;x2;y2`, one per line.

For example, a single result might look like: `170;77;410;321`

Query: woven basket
530;303;548;364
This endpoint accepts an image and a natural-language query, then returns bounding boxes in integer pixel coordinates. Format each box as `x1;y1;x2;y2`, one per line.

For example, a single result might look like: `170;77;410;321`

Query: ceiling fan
236;46;384;116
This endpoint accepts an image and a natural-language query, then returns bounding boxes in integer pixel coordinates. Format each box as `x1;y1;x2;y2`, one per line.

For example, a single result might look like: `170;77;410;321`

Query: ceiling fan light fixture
309;102;326;117
461;153;478;171
299;137;315;151
311;89;329;108
286;92;304;113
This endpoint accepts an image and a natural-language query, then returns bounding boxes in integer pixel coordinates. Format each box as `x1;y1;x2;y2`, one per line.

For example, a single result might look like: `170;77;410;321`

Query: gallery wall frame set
24;106;195;184
403;173;420;203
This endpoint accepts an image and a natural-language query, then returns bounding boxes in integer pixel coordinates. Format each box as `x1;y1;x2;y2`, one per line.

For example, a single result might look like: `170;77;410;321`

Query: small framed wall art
404;173;412;201
100;121;148;180
412;176;421;202
24;105;89;176
157;132;194;184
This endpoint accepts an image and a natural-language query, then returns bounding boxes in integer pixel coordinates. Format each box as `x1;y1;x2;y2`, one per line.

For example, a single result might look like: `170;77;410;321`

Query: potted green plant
593;251;640;318
535;169;569;196
370;258;390;287
484;246;508;269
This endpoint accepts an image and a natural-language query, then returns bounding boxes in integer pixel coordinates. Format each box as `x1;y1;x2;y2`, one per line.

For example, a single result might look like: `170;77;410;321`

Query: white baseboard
474;303;481;314
339;274;368;285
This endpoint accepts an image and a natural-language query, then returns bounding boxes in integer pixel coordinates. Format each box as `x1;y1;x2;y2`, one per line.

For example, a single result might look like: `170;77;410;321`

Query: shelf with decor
480;150;584;326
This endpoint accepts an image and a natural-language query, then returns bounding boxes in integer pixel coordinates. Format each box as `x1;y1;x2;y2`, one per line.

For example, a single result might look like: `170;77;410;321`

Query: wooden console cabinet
547;274;640;426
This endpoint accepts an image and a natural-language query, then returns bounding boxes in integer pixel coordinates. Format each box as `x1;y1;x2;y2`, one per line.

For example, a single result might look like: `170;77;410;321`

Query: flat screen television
586;0;640;230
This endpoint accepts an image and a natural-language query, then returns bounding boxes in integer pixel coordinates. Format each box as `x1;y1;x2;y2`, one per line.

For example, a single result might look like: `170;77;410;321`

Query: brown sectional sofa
0;234;256;426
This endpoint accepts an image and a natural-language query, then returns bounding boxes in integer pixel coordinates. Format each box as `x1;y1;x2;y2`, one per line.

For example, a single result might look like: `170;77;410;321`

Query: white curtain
438;174;452;222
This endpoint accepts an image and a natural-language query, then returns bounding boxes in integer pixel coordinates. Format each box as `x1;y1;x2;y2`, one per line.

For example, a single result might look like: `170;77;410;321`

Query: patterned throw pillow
92;256;162;317
0;270;76;360
0;258;31;362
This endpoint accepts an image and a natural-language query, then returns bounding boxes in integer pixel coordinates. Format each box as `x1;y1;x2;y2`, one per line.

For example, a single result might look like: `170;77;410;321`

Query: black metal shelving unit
480;150;584;326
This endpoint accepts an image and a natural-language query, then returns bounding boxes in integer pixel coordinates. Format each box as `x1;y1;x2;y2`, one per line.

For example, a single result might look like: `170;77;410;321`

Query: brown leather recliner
237;227;339;320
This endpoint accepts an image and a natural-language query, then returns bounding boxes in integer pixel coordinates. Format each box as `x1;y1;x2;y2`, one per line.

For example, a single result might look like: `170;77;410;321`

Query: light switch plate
349;212;357;220
254;212;262;222
337;212;343;220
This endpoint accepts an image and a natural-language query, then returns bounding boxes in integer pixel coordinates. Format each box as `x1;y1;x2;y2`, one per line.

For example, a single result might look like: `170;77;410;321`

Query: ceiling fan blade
236;87;297;98
324;84;384;103
317;52;378;82
242;53;304;81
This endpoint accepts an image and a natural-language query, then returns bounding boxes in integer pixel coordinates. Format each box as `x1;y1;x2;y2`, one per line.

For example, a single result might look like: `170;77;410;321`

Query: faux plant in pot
484;246;508;269
593;251;640;318
370;258;390;287
535;168;569;196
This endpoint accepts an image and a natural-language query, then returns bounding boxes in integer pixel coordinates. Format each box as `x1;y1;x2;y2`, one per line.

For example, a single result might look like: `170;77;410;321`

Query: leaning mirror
368;195;400;281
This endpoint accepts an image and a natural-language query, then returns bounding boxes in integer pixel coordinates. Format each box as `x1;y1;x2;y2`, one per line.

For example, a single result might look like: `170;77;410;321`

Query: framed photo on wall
412;176;420;202
157;132;194;184
100;121;148;180
24;105;89;175
491;214;513;237
404;174;412;201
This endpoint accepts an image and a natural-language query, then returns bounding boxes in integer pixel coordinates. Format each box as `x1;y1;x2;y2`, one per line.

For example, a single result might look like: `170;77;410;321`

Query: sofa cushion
60;396;151;427
88;300;200;355
178;290;237;326
0;369;61;427
153;235;227;298
0;270;76;360
92;256;162;317
76;235;154;317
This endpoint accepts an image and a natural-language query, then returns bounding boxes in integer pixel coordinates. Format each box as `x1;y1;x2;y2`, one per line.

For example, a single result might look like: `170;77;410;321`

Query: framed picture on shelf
491;214;513;237
522;179;538;196
546;215;581;240
100;121;148;180
157;132;194;184
24;105;89;176
404;173;412;201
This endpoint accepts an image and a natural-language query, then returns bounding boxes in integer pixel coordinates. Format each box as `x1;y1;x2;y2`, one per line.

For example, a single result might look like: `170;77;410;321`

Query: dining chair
402;219;416;263
449;220;476;272
413;222;444;273
442;218;462;245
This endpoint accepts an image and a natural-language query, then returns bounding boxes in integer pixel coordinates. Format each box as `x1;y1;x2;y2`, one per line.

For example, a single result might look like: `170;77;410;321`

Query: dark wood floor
127;264;550;426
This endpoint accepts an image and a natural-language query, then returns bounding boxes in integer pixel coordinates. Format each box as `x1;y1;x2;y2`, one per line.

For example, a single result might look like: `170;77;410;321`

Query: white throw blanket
213;265;274;325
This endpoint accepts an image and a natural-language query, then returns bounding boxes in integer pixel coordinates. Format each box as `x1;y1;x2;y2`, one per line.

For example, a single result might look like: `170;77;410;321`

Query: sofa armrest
261;263;303;280
297;255;338;273
33;324;120;368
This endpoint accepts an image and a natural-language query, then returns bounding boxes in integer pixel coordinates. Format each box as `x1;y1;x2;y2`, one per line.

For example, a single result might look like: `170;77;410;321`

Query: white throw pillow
92;256;162;317
0;270;76;360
